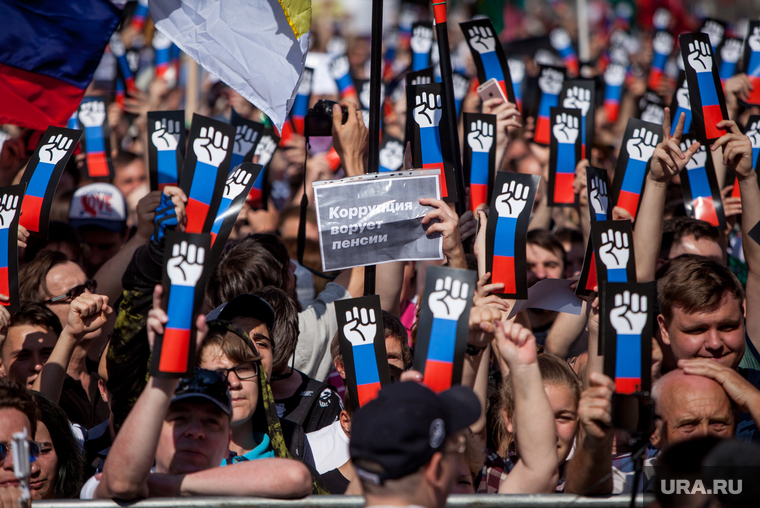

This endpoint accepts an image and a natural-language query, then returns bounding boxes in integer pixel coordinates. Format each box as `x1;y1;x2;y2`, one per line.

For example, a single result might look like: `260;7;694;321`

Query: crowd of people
1;0;760;507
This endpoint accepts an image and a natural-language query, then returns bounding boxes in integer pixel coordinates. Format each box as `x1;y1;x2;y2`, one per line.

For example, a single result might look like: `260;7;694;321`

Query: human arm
545;301;588;359
482;98;521;170
332;101;367;177
420;198;467;269
464;305;502;445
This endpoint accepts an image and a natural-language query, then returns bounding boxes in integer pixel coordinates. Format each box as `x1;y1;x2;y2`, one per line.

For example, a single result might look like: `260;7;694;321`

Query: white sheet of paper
507;278;583;319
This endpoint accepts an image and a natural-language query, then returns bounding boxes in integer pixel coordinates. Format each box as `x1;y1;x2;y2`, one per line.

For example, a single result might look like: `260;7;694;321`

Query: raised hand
468;26;496;53
167;240;205;286
626;127;658;161
66;294;112;338
429;276;470;321
379;140;404;170
233;124;257;156
223;167;252;199
152;118;181;151
343;307;377;345
0;194;18;229
687;40;713;73
609;290;648;335
494;180;529;218
493;320;538;368
413;92;443;128
553;112;579;143
39;134;73;164
254;135;276;167
562;86;591;115
508;58;525;83
538;68;563;95
467;119;494;152
79;101;106;127
652;31;674;55
330;55;351;79
720;39;742;64
550;28;572;49
711;120;754;179
193;126;229;166
411;25;433;54
589;176;608;216
701;20;724;48
650;107;700;182
598;228;629;269
604;63;626;87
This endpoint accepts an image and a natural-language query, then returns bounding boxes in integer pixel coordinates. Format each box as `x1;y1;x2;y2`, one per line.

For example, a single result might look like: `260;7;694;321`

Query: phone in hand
477;78;508;103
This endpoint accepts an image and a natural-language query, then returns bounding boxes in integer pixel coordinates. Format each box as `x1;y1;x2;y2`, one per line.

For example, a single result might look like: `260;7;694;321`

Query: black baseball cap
171;368;232;416
205;294;275;331
349;382;480;485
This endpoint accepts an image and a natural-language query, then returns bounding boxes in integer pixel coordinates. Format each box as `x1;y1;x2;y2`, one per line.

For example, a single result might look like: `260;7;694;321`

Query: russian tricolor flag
615;334;641;394
0;0;122;131
694;64;725;140
745;38;760;105
492;217;517;294
130;0;150;30
353;343;382;405
423;316;458;393
185;163;217;233
160;284;194;373
648;32;672;91
684;157;719;226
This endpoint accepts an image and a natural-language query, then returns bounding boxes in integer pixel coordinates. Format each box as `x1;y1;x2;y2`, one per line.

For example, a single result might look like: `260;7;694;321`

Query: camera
305;100;348;137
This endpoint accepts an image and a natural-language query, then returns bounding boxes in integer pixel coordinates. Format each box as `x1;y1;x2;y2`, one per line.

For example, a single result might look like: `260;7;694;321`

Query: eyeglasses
0;441;40;465
44;279;97;304
213;361;258;381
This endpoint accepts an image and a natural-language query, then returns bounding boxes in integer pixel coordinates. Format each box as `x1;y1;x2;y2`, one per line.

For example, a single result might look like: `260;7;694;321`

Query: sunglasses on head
0;440;40;465
45;279;97;304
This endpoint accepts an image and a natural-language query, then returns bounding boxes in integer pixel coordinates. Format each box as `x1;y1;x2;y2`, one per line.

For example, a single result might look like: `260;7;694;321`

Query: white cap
68;183;127;232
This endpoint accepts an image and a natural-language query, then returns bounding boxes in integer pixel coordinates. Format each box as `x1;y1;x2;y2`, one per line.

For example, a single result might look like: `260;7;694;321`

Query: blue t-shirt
221;432;275;465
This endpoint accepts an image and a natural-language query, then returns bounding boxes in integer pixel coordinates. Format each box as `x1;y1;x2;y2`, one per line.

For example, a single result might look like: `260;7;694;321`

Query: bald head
652;370;733;450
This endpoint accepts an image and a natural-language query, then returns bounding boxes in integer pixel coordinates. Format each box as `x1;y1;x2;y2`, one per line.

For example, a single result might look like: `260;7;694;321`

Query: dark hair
197;330;262;366
0;378;39;438
657;254;744;323
661;217;720;258
10;302;63;337
382;311;411;369
205;234;292;309
19;251;71;303
252;286;297;373
23;222;84;266
526;229;567;269
113;150;141;169
33;393;86;498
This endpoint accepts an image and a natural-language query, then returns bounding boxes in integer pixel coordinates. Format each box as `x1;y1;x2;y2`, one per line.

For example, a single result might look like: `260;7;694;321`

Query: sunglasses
45;279;97;304
213;361;258;381
0;440;40;465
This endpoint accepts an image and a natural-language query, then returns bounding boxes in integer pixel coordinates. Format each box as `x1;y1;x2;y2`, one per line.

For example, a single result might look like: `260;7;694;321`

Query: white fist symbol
538;68;564;95
701;20;724;48
626;128;658;162
379;140;404;170
411;25;433;54
563;86;591;116
599;229;629;270
413;92;443;128
411;75;432;86
428;276;470;321
652;31;674;55
589;176;608;216
495;180;529;218
749;26;760;52
79;101;106;128
326;36;347;56
609;45;630;66
193;126;229;167
39;134;73;165
675;85;690;110
745;121;760;148
109;32;126;57
687;40;713;73
467;120;493;152
720;39;742;64
223;167;252;199
233;125;258;157
0;195;18;229
360;82;372;109
343;307;377;345
167;241;205;287
254;136;277;167
152;31;172;50
681;141;706;169
298;69;313;96
610;290;648;335
468;26;496;54
452;73;469;100
652;8;671;30
640;104;664;125
330;55;350;79
508;58;525;83
152;118;181;151
553;112;579;144
605;63;626;86
550;28;572;50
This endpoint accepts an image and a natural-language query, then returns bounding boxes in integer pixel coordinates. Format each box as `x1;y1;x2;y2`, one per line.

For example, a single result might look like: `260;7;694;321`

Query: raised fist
626;128;658;162
452;73;469;100
553;112;579;144
610;290;648;335
152;31;172;50
0;194;18;229
326;36;347;56
410;75;432;86
538;68;564;95
39;134;73;165
681;141;707;169
640;104;665;125
687;40;712;73
701;20;724;48
429;276;469;321
167;240;205;287
749;26;760;52
360;81;372;109
152;118;181;151
589;176;608;216
467;120;493;152
652;31;674;55
598;229;629;270
563;86;591;115
675;85;690;109
720;39;742;64
223;167;252;199
233;124;258;157
605;63;626;87
193;126;229;167
746;121;760;148
411;25;433;54
79;101;106;128
254;136;277;167
109;32;126;57
652;8;671;30
343;307;377;345
330;55;351;79
468;26;496;54
495;180;529;218
413;92;443;128
550;28;572;50
379;140;404;171
508;58;525;83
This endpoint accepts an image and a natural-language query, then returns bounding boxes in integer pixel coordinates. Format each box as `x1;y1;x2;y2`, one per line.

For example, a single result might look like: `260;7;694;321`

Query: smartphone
477;77;508;103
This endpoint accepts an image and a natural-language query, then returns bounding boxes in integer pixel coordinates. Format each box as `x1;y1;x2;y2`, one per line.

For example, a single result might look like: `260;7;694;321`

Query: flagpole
432;0;465;217
364;0;384;296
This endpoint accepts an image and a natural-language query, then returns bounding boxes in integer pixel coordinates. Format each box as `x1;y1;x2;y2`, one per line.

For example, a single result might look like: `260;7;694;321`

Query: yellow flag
278;0;311;39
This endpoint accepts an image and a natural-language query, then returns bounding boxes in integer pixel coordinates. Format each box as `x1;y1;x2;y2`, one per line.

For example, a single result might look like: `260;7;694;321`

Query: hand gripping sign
548;108;582;206
460;18;517;107
600;282;656;395
78;97;114;179
678;137;725;229
20;128;81;238
413;267;476;393
560;80;596;159
463;113;496;212
335;296;391;410
534;65;567;145
576;167;611;297
178;115;235;234
611;118;662;220
148;111;186;191
680;33;729;144
0;185;24;312
151;232;212;377
591;221;637;286
486;172;540;299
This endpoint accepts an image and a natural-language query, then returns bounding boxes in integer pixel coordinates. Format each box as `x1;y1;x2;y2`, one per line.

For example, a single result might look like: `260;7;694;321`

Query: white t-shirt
306;419;350;474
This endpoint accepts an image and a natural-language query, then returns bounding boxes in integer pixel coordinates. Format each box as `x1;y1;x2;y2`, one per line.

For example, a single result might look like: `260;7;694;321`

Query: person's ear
339;410;351;436
657;314;670;346
650;418;663;449
424;451;446;489
502;407;513;434
334;358;346;379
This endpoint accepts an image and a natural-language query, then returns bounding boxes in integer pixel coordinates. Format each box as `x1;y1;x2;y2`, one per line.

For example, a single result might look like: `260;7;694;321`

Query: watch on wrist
466;344;486;356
